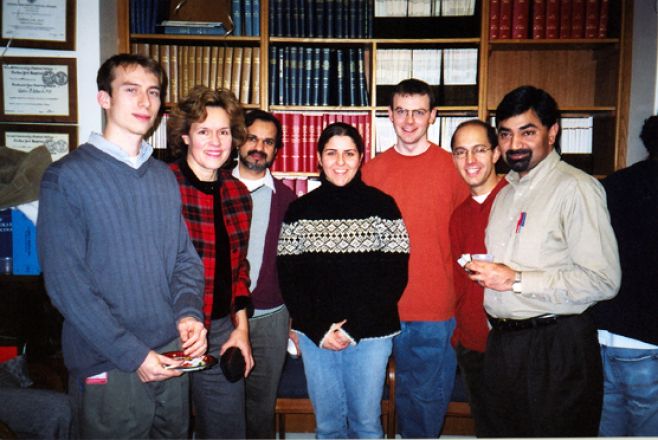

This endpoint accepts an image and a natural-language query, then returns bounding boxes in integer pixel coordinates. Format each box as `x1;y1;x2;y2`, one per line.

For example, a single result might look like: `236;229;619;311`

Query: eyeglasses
393;108;430;119
451;145;493;159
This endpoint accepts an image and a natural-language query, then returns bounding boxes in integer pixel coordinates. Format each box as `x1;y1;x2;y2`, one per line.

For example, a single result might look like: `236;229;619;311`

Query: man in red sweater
448;119;506;436
362;79;469;438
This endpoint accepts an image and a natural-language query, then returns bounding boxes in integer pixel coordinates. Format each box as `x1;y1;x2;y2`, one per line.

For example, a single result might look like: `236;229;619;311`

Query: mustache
506;149;531;160
246;150;267;159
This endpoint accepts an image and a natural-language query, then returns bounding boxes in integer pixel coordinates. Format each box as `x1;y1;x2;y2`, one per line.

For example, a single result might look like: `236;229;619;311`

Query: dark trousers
481;313;603;437
455;344;488;437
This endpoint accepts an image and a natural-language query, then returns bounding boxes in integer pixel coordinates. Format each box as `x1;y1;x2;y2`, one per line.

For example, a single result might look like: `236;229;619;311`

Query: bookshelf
116;0;633;178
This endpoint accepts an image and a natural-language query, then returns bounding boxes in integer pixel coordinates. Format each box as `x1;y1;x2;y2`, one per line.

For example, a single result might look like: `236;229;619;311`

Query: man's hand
136;350;183;383
178;316;208;358
321;319;350;351
220;327;255;377
289;330;300;356
466;261;517;292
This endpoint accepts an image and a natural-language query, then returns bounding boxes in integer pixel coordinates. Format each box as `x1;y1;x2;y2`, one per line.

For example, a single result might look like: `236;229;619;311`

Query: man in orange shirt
362;79;469;438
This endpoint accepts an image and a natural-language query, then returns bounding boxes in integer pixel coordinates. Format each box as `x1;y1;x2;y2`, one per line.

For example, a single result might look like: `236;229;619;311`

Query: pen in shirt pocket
515;212;526;233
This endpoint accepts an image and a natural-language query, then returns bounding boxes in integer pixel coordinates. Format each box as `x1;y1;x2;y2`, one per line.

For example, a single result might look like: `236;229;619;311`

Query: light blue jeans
297;332;393;438
599;345;658;436
393;320;457;438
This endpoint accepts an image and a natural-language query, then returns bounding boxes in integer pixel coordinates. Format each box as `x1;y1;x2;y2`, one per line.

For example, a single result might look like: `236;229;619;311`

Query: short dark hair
495;85;559;130
245;109;283;150
639;115;658;159
389;78;435;109
317;122;365;156
168;85;246;159
96;53;166;98
451;119;498;150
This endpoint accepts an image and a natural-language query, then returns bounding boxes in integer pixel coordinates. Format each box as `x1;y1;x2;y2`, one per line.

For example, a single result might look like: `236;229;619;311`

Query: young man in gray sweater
37;53;207;438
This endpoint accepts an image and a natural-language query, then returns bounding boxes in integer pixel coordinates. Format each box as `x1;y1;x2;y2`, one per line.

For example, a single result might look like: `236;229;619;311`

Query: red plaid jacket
171;161;253;328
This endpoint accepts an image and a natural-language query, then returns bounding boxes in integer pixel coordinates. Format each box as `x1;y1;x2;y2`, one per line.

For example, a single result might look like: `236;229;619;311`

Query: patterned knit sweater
277;173;410;346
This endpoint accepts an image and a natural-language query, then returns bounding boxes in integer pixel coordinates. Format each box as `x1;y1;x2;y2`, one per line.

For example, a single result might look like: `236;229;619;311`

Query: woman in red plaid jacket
168;85;254;439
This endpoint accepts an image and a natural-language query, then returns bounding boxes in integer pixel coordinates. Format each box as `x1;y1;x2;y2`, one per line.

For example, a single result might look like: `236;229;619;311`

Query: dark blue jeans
393;320;457;438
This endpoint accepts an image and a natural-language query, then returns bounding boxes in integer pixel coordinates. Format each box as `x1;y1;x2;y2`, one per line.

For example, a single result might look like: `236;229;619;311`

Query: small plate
162;351;217;372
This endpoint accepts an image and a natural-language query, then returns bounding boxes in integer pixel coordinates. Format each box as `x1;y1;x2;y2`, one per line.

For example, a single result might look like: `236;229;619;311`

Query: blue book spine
244;0;253;35
311;47;321;105
253;0;261;36
325;0;334;38
307;0;315;37
269;0;278;36
232;0;243;36
348;48;357;105
279;47;286;105
334;0;343;37
358;47;369;106
11;209;40;275
289;47;298;105
315;0;325;37
320;48;331;106
0;209;12;264
303;47;313;106
269;46;278;104
283;0;291;36
365;0;373;37
335;48;345;106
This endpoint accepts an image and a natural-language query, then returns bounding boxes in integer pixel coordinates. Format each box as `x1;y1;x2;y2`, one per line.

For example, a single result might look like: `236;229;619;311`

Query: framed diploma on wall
0;57;77;123
0;0;76;50
0;124;77;161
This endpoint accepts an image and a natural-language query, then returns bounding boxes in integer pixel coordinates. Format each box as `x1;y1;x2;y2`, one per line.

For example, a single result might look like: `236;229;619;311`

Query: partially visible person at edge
277;122;410;438
448;119;507;437
37;53;206;438
168;85;255;439
593;114;658;437
466;85;620;437
232;109;296;438
361;78;469;438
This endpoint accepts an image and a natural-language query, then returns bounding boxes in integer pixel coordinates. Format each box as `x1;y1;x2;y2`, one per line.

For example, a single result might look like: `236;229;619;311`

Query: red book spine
278;112;290;172
290;112;302;172
512;0;530;39
545;0;559;39
362;113;372;162
294;178;308;197
571;0;585;38
499;0;513;38
532;0;546;39
559;0;571;38
281;177;295;192
490;0;501;39
598;0;609;38
299;114;309;173
584;0;599;38
305;114;316;173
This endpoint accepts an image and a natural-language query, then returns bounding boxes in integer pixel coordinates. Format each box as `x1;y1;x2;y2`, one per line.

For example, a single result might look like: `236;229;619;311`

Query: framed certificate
0;124;77;161
1;0;75;50
0;57;77;123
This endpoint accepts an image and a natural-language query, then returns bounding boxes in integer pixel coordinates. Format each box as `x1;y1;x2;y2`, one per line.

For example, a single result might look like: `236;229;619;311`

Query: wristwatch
512;271;522;293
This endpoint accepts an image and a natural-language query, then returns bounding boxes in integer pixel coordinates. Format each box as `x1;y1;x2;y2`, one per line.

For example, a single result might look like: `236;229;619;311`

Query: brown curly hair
168;85;246;159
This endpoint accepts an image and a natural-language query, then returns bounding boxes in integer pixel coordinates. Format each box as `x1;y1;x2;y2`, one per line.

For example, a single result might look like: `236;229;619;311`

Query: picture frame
0;123;77;161
0;57;77;123
0;0;76;50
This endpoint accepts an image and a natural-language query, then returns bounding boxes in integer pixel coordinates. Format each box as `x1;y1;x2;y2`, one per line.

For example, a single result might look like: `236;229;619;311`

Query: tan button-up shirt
484;150;621;319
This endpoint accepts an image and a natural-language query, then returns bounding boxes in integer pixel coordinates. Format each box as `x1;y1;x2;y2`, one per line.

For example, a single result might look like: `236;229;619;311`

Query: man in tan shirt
466;85;620;437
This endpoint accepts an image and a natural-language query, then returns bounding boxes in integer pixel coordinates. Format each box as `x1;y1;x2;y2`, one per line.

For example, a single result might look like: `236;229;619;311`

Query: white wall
3;0;103;146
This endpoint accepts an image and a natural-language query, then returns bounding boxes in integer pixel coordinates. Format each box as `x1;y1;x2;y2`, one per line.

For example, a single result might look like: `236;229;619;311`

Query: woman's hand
320;319;351;351
219;309;254;376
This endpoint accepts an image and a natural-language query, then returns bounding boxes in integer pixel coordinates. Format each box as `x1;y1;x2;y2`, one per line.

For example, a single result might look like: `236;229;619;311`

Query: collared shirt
232;165;277;193
88;132;153;169
484;150;621;319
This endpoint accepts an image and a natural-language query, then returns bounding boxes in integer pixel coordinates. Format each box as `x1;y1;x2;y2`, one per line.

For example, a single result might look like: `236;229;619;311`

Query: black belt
487;314;564;331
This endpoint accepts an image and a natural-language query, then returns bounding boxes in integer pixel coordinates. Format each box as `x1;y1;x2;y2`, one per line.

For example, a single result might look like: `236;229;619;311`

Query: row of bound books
377;48;478;86
231;0;261;36
269;0;373;38
270;112;372;173
269;46;369;107
375;0;476;16
129;0;168;34
132;43;261;106
375;115;472;152
0;209;40;275
490;0;609;40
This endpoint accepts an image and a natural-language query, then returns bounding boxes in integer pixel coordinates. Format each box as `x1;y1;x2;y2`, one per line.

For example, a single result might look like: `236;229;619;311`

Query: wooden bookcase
116;0;633;177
